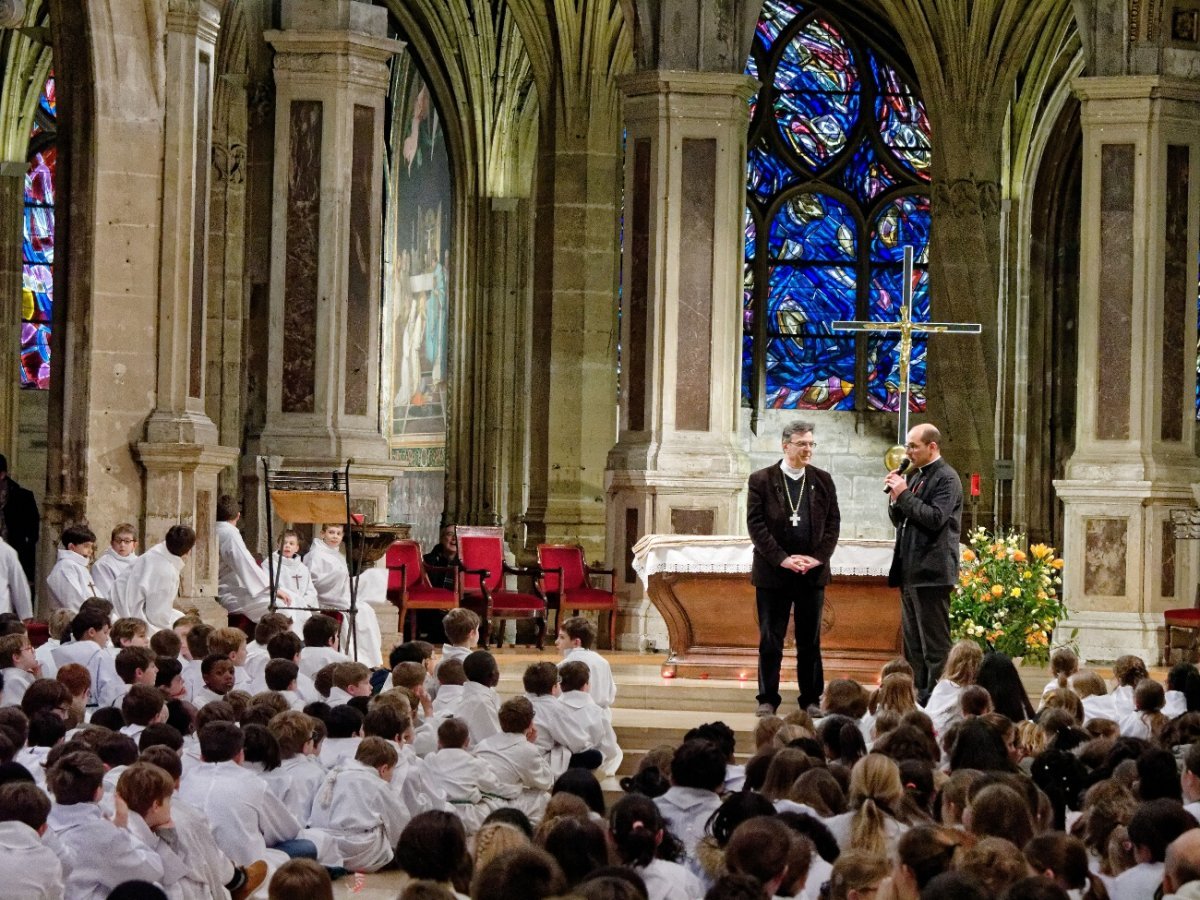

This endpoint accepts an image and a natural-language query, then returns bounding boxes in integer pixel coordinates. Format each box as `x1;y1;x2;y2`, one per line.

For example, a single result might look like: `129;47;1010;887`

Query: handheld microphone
884;458;911;494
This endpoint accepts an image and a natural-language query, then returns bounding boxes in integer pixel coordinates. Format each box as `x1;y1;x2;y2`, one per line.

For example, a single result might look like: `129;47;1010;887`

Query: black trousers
756;582;824;709
900;583;952;699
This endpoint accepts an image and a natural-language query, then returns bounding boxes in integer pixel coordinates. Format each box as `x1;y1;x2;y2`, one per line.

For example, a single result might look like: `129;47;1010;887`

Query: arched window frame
21;73;56;390
743;1;933;421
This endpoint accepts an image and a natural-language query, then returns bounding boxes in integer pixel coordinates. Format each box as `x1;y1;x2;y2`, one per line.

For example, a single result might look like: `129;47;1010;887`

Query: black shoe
755;702;776;717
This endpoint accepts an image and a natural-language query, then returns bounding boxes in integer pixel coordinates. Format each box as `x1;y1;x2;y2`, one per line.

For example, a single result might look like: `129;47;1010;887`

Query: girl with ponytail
608;793;703;900
824;753;928;860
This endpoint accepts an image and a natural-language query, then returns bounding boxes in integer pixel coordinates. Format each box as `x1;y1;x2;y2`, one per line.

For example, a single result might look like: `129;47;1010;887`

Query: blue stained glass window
21;74;55;390
743;3;932;412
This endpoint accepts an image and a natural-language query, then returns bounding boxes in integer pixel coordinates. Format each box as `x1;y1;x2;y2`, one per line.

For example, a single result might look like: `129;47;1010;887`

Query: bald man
885;423;963;702
1164;829;1200;897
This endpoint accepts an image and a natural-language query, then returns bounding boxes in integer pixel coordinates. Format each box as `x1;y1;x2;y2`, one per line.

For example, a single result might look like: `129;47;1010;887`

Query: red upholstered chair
455;526;546;649
227;614;256;640
537;544;618;649
385;540;456;641
1165;608;1200;664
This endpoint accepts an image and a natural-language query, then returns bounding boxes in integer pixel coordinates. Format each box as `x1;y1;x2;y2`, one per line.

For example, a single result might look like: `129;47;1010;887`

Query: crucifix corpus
831;245;982;446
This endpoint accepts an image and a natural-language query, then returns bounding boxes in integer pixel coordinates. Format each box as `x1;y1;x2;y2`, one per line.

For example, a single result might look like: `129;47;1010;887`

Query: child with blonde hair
823;753;926;860
1043;647;1079;695
922;640;982;737
1118;678;1168;740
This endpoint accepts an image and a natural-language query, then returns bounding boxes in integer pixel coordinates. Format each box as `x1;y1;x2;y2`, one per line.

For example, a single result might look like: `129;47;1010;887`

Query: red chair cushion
538;546;588;593
25;620;49;648
490;590;545;612
459;535;505;594
1165;609;1200;626
227;613;256;639
405;585;456;607
559;587;615;609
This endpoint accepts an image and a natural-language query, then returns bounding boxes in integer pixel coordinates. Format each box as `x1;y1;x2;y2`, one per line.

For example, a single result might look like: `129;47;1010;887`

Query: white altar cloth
630;535;893;588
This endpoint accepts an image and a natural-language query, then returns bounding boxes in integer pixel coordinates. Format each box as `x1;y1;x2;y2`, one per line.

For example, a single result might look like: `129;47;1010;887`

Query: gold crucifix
832;245;981;445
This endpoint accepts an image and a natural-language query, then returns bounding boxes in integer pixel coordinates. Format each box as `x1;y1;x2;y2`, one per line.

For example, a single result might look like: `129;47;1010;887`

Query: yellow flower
1010;587;1022;598
1051;558;1064;569
991;584;1005;597
962;548;976;563
1030;543;1053;560
1022;570;1032;580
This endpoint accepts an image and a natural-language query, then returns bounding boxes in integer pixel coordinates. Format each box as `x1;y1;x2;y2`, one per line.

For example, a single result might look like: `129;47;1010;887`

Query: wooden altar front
634;536;901;684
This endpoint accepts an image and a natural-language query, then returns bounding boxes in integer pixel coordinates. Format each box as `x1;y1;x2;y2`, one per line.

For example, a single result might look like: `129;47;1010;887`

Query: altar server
558;660;622;776
262;530;313;632
304;523;383;667
309;737;407;872
90;523;139;601
263;710;328;822
52;606;125;708
0;782;65;900
45;524;96;612
457;650;502;744
421;717;507;835
111;525;195;633
556;616;615;717
217;496;291;624
473;696;552;824
0;535;32;619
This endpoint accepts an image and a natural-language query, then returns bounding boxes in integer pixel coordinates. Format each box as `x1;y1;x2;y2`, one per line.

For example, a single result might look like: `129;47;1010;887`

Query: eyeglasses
786;440;817;449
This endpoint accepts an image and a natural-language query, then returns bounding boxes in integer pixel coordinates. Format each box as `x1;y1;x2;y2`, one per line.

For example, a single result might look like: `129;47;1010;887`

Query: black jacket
887;457;963;588
747;462;840;589
0;476;38;584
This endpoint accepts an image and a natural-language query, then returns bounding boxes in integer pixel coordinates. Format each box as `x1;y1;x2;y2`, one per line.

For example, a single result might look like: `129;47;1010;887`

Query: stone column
257;1;402;527
136;0;238;602
1054;76;1200;662
605;72;754;649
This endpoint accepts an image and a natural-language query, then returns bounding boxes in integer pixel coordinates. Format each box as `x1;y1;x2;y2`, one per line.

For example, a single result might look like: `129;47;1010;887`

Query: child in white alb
309;737;407;872
50;607;125;708
318;705;365;769
457;650;502;744
298;614;349;680
431;658;466;719
557;660;622;775
34;609;73;681
0;632;40;707
0;781;64;900
304;525;383;667
473;696;552;825
556;616;616;719
437;607;479;680
90;524;139;601
421;717;508;835
44;525;97;614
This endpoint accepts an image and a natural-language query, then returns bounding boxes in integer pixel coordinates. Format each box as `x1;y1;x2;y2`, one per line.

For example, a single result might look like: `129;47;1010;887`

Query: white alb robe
263;552;315;632
216;520;273;621
0;820;64;900
0;537;32;619
319;736;363;770
309;760;407;873
420;747;507;835
45;801;165;900
111;542;185;632
262;753;327;823
456;682;501;744
559;689;622;775
432;683;464;718
560;646;616;712
298;645;349;680
474;731;552;823
922;678;964;738
161;797;237;900
90;548;138;601
51;638;125;707
304;539;383;667
178;760;299;868
1;666;35;706
45;548;95;612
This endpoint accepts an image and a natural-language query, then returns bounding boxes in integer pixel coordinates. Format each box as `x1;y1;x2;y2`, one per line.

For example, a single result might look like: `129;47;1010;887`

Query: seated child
556;616;615;717
0;781;64;899
265;659;308;711
391;661;434;720
263;710;327;822
309;736;407;872
120;684;167;741
319;705;364;769
113;762;194;895
91;523;139;600
154;657;187;703
458;650;501;744
35;609;75;680
438;608;479;677
193;655;237;708
1107;655;1148;722
148;628;182;662
298;615;348;680
45;525;96;614
923;640;983;737
522;661;580;776
1118;678;1169;740
178;721;310;870
45;749;165;896
432;658;467;718
474;696;553;824
51;607;125;708
56;663;91;728
245;613;294;685
652;739;726;863
181;622;215;699
0;632;40;707
110;617;150;654
266;631;321;703
558;660;622;775
209;626;253;691
111;646;158;707
421;717;508;835
960;685;993;718
326;661;372;707
1041;646;1079;700
1165;663;1193;718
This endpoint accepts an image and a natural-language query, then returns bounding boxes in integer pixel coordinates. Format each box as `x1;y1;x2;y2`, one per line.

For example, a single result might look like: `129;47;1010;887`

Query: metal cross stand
832;245;982;447
260;458;361;660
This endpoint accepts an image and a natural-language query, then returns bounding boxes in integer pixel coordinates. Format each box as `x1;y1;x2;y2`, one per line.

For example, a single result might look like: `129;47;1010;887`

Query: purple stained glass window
21;75;55;390
743;3;932;412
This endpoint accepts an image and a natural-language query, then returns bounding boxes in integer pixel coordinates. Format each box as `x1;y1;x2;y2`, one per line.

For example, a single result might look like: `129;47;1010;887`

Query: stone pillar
136;0;238;602
1054;77;1200;662
257;1;402;527
605;72;754;649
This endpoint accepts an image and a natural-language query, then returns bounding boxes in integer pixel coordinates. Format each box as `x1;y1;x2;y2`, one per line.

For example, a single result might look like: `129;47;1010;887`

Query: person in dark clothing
423;525;458;590
0;454;39;601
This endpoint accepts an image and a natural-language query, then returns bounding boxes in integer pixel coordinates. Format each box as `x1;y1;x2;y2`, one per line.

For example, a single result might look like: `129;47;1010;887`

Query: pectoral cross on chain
789;511;801;527
832;245;982;444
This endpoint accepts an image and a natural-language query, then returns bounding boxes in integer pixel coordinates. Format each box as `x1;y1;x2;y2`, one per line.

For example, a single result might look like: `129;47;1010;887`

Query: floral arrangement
950;527;1068;665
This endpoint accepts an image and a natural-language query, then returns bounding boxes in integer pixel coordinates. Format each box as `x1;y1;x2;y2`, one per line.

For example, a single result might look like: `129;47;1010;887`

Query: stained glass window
744;1;932;412
21;74;55;390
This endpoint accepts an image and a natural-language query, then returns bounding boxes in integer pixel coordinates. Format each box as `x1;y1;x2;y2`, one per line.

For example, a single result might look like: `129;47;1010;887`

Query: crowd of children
11;564;1200;900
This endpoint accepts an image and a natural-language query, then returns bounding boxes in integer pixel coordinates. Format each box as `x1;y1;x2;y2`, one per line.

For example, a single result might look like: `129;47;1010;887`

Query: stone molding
211;140;245;185
166;0;221;45
264;33;399;93
618;69;758;101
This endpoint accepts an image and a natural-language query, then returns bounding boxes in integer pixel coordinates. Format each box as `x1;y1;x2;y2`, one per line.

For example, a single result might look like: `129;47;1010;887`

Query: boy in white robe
180;622;213;701
319;705;365;769
309;736;407;872
438;607;479;676
299;613;349;679
192;655;237;708
522;661;605;777
51;606;125;708
327;660;373;707
431;658;466;718
263;659;309;711
44;749;165;899
474;696;552;824
264;531;317;634
557;660;622;776
111;526;195;633
304;524;383;667
0;782;65;900
458;649;502;744
242;613;294;686
90;523;139;601
44;524;96;613
33;610;72;681
263;710;327;822
0;631;40;706
0;535;33;620
178;722;314;871
216;496;293;624
556;615;616;717
421;717;508;835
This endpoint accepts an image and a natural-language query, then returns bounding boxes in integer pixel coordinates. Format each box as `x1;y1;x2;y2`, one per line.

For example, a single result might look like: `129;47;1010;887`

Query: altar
632;535;902;684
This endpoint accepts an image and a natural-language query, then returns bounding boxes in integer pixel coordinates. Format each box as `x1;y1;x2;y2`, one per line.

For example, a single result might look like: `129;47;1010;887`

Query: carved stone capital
932;178;1001;219
211;140;245;185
